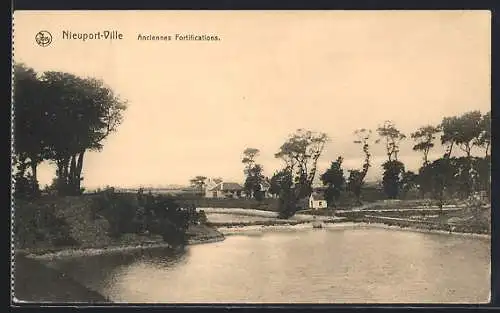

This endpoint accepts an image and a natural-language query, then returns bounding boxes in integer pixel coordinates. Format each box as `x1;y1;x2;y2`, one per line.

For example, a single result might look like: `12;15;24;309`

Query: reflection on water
45;228;490;303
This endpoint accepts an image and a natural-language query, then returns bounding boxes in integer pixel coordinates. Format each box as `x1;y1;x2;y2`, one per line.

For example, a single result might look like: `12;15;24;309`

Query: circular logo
35;31;52;47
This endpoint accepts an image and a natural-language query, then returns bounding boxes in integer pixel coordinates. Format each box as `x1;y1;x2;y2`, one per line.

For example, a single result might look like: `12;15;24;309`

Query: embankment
13;255;109;303
14;195;224;256
335;204;491;236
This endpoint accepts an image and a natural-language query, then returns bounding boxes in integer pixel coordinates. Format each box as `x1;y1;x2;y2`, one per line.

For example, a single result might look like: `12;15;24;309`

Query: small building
239;179;274;199
309;192;327;210
205;182;244;199
204;178;221;191
260;180;273;198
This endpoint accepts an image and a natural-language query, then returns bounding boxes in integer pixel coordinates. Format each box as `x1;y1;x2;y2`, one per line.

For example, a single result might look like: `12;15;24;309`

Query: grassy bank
333;205;491;235
13;193;224;256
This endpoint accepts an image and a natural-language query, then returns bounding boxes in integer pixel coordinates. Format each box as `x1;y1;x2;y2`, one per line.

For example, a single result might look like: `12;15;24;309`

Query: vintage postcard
11;10;491;304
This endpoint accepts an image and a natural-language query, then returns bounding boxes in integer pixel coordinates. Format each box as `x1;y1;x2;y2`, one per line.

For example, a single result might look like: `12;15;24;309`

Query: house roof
310;193;326;201
210;182;243;191
260;181;271;189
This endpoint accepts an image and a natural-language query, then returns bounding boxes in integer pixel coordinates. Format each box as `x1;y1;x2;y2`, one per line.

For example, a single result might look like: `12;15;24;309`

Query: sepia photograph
11;10;491;304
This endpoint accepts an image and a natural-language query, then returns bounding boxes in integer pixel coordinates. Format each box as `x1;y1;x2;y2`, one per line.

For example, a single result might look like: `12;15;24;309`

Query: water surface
45;227;490;303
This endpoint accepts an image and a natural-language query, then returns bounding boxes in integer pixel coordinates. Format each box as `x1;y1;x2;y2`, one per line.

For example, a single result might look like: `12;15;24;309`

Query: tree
273;129;328;218
242;148;265;199
419;158;455;212
274;168;295;219
376;122;406;199
41;71;127;195
13;63;47;195
411;125;441;166
347;170;364;204
269;170;288;198
242;148;260;174
439;111;483;198
472;155;491;201
274;129;329;199
455;111;483;158
401;171;418;199
449;157;477;199
376;121;406;162
346;129;373;204
13;156;38;199
320;156;345;207
381;160;405;199
440;116;460;158
440;111;483;158
244;164;265;200
189;176;207;196
475;111;491;158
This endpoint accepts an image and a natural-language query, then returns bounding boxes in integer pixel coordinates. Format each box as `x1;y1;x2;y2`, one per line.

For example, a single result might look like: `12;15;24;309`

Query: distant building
205;182;244;199
243;180;272;198
204;178;220;191
260;180;272;198
309;192;328;210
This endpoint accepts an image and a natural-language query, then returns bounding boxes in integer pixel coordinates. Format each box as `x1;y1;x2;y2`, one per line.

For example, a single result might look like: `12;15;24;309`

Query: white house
205;182;244;199
309;192;328;210
204;178;220;193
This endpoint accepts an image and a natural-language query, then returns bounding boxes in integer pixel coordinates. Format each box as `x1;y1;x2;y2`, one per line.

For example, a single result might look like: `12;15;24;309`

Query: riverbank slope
13;256;109;303
14;195;225;257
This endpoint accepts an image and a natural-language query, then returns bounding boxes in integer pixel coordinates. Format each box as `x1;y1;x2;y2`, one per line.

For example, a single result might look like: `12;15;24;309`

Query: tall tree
376;120;406;162
41;72;127;195
440;111;483;158
440;116;460;158
242;148;264;199
244;164;265;200
411;125;441;166
242;148;260;174
376;121;406;199
274;129;329;199
440;111;483;198
475;111;491;158
347;129;373;204
13;63;47;194
320;156;345;207
454;111;483;158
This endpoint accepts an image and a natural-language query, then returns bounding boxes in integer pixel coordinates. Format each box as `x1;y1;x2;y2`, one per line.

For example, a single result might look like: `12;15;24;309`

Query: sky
13;10;491;189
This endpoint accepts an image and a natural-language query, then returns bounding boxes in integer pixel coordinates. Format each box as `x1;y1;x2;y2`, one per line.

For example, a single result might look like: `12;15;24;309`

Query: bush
14;202;78;249
90;191;197;244
14;173;39;200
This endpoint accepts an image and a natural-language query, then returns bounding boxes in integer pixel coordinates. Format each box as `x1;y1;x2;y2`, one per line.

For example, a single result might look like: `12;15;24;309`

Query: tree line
191;111;489;218
13;63;127;198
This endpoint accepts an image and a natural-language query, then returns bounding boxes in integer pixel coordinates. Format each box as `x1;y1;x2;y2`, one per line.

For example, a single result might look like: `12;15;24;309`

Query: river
39;225;490;304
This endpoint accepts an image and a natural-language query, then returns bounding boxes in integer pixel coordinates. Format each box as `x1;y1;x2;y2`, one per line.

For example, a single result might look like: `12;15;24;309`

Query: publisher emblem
35;31;52;47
